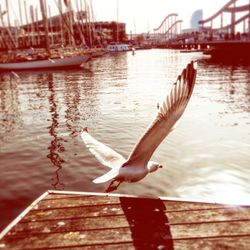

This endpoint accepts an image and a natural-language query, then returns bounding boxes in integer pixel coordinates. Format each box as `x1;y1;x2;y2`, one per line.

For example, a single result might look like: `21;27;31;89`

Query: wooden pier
1;190;250;249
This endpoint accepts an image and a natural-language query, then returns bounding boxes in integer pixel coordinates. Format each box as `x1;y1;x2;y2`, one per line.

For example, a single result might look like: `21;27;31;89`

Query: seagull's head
147;161;163;173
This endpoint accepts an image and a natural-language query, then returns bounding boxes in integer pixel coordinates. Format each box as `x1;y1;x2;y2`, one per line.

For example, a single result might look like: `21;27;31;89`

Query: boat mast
89;0;97;47
30;5;35;47
48;5;54;46
116;0;119;42
18;1;23;26
58;0;64;46
75;0;87;47
84;0;91;47
64;0;75;48
39;0;51;57
54;0;76;48
24;0;31;47
18;0;24;49
0;6;8;50
5;0;10;28
2;1;17;50
35;7;41;46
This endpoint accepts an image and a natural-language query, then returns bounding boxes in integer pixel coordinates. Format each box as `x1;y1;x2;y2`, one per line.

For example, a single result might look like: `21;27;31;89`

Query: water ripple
0;49;250;229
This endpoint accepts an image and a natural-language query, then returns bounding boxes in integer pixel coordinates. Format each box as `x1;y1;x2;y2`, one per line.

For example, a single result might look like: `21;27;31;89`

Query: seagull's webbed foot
105;179;122;193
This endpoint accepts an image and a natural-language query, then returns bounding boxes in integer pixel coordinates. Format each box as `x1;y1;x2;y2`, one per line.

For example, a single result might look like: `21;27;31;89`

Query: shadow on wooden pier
1;190;250;249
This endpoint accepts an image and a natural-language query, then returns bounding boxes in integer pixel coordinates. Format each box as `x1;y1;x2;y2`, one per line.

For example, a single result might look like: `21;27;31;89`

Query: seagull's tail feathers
80;128;126;169
93;168;119;184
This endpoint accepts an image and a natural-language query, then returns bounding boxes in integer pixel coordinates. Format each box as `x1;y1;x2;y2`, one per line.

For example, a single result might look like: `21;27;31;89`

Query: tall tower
191;9;203;28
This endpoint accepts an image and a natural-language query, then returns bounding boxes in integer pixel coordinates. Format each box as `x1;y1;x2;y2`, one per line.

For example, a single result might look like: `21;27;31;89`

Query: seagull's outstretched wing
81;128;126;169
92;167;120;183
126;61;197;166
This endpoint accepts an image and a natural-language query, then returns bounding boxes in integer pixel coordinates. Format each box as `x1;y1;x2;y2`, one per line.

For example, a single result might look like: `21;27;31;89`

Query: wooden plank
46;243;136;250
36;194;229;212
3;221;250;249
173;236;250;250
19;205;250;227
1;190;250;250
22;204;124;222
9;208;250;236
167;207;250;224
42;194;95;200
120;195;236;212
3;235;250;250
9;215;129;235
1;242;136;250
170;220;250;238
3;228;134;249
35;195;120;210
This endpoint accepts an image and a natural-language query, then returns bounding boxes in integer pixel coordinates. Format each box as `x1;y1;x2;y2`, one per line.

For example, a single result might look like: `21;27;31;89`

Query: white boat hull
0;54;91;71
107;44;130;52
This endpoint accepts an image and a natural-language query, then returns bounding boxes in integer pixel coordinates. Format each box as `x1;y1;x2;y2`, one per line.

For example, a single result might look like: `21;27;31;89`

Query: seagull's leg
105;179;122;193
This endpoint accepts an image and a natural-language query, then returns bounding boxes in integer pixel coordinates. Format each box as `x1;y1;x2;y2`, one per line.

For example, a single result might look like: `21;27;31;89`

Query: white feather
81;130;126;169
93;168;120;183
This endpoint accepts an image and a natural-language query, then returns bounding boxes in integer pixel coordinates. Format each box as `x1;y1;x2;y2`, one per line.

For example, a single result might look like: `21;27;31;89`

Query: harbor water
0;49;250;230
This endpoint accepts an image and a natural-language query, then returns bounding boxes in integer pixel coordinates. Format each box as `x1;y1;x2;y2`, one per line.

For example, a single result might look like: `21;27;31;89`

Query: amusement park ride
153;0;250;58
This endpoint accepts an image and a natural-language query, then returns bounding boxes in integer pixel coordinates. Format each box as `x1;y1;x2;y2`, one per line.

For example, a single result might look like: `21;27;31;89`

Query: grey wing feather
81;129;126;169
127;61;197;166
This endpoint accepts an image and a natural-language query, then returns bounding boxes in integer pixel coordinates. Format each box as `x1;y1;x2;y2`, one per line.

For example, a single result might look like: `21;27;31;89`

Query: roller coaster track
153;0;250;46
215;12;250;30
162;20;183;36
199;0;237;24
224;4;250;12
198;0;250;34
153;13;178;32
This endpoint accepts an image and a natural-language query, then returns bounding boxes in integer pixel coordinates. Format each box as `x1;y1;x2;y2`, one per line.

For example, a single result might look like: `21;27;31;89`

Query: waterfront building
0;11;127;51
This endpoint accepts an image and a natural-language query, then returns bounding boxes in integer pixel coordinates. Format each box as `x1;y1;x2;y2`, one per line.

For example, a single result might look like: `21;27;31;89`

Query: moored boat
107;43;130;52
91;47;107;58
0;54;91;71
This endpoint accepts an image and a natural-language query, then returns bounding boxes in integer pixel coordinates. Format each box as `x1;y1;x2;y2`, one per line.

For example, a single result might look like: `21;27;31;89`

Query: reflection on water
47;74;65;190
0;75;22;143
0;49;250;230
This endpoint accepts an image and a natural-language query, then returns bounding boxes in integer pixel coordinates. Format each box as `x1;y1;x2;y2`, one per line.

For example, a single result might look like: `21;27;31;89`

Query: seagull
81;61;197;192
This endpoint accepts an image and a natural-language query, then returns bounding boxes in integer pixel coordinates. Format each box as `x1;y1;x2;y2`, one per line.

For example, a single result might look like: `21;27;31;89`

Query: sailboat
106;43;130;52
0;54;91;71
0;0;91;71
106;0;130;52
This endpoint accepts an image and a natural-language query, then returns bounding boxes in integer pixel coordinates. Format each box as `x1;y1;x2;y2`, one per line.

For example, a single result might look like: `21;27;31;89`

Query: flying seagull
81;61;197;192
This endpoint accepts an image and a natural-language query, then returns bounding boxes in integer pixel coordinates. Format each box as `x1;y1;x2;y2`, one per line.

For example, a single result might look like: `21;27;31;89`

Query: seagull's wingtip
190;60;198;70
92;176;108;184
92;176;110;184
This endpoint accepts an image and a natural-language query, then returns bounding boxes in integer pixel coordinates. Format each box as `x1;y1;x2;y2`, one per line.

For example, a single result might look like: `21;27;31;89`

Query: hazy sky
93;0;229;33
0;0;234;33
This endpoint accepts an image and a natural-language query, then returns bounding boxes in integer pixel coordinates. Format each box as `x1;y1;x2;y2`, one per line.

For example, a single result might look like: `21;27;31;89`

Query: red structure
199;0;250;35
